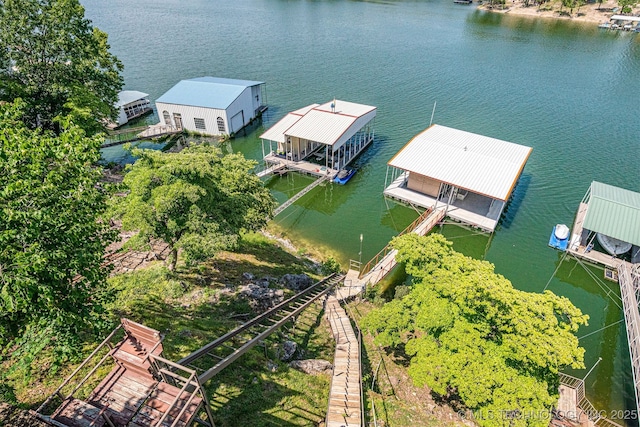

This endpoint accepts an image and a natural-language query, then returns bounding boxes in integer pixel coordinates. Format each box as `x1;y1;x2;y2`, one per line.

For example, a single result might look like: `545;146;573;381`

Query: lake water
85;0;640;421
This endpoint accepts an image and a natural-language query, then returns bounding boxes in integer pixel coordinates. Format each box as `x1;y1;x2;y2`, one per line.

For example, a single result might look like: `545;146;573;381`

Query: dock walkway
101;124;181;148
567;202;640;414
273;176;327;216
325;295;362;427
345;207;446;292
617;263;640;413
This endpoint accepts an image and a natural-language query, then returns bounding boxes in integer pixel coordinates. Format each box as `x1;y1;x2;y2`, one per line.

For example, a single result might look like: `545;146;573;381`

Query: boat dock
261;153;339;179
564;182;640;415
383;125;532;233
259;99;376;179
384;172;502;232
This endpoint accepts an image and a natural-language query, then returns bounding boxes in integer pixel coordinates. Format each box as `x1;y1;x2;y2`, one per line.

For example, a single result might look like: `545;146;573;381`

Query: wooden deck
264;153;338;179
566;202;635;270
40;319;212;427
383;173;500;232
325;296;362;427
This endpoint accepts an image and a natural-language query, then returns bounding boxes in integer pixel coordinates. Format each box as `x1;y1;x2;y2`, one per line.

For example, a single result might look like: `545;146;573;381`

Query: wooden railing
558;372;624;427
359;207;434;279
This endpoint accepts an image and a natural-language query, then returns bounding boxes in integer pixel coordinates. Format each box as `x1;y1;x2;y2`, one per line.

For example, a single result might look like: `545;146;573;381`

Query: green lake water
85;0;640;420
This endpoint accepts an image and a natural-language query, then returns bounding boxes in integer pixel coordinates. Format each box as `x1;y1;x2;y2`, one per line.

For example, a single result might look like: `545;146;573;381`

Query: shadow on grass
209;377;326;427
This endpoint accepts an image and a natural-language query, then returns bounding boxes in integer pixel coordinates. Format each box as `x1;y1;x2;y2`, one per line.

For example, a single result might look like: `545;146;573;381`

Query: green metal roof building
582;181;640;248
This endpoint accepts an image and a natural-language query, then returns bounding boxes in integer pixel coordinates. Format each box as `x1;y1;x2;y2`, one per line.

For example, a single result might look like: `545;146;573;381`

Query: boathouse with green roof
570;181;640;264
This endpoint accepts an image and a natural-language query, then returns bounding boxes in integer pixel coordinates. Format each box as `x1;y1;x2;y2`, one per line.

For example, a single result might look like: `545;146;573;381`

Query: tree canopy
362;233;588;427
112;145;276;270
0;0;123;135
0;101;113;368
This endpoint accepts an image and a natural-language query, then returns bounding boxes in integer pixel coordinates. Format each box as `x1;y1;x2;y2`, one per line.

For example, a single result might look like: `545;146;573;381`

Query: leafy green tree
0;101;114;369
113;145;276;271
362;234;588;427
618;0;637;13
0;0;123;135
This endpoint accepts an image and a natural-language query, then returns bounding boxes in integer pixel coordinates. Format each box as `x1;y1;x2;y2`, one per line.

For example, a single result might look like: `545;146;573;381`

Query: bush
393;285;410;300
0;381;17;404
321;257;341;275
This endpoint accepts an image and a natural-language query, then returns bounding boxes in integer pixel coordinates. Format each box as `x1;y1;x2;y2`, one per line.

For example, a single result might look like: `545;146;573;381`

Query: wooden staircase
40;319;213;427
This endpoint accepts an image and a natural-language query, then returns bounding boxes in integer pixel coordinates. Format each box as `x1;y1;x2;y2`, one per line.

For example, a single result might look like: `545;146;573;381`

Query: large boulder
289;359;333;374
280;340;298;361
279;273;313;291
239;283;284;310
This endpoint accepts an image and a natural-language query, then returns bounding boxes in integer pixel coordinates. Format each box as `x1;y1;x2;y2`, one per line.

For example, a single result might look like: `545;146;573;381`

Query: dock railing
558;372;623;427
359;207;433;279
617;262;640;415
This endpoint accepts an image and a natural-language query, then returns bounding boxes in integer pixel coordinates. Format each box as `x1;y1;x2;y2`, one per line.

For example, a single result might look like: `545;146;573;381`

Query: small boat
454;0;473;4
549;224;570;251
596;233;632;256
333;167;357;185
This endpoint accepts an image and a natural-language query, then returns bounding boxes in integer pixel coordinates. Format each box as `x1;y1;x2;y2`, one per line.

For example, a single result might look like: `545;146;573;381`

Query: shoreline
477;0;639;25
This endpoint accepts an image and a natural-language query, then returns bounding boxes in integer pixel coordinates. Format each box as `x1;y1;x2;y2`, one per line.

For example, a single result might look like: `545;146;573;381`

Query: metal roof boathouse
114;91;152;127
384;124;532;232
156;77;267;137
260;99;376;178
568;181;640;266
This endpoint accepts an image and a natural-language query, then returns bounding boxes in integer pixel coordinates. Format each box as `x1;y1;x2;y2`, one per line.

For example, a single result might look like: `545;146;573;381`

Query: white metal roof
315;99;377;117
388;125;532;201
285;109;357;146
611;14;640;22
292;104;320;115
260;100;376;148
116;90;149;107
259;113;303;143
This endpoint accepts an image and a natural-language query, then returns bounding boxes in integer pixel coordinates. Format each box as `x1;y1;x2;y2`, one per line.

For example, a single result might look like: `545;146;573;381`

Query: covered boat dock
383;124;532;232
568;181;640;267
565;182;640;419
259;100;376;179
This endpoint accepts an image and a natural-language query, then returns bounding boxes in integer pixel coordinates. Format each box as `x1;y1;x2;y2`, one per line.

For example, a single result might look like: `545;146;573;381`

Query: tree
362;234;588;427
0;0;123;135
0;101;114;368
618;0;638;13
113;145;276;271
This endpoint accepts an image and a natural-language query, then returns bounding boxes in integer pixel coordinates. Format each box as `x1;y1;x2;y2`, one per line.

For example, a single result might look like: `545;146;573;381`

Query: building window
194;118;206;130
173;113;183;130
162;110;172;126
217;117;225;133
